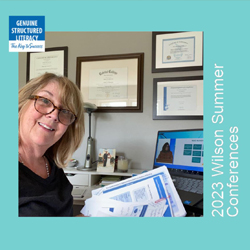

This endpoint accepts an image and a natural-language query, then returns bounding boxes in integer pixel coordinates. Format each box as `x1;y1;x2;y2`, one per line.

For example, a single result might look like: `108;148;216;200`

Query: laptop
153;129;203;207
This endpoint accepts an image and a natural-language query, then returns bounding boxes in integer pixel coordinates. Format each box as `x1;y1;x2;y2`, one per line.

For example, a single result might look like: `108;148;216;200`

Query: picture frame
153;76;203;120
76;53;144;113
152;32;203;73
26;46;68;82
97;148;116;173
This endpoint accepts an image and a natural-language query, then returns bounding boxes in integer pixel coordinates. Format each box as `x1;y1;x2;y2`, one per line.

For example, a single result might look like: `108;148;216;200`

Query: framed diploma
152;32;203;73
153;76;203;120
26;46;68;82
76;53;144;113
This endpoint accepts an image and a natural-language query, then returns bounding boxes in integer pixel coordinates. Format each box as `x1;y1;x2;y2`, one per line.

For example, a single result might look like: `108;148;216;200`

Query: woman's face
19;80;69;151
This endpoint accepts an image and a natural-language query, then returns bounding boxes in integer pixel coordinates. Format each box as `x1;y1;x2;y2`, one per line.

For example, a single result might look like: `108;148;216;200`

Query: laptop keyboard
174;176;203;194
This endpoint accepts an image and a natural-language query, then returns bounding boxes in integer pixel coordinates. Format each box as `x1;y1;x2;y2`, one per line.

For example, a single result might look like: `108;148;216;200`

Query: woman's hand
75;214;88;217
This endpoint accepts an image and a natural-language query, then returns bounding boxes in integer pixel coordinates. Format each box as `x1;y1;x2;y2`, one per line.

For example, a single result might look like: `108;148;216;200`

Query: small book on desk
99;176;121;186
72;186;86;198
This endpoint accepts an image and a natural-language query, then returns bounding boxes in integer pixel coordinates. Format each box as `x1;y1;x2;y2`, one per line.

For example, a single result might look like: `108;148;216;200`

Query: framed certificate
76;53;144;113
153;76;203;120
26;46;68;82
152;32;203;73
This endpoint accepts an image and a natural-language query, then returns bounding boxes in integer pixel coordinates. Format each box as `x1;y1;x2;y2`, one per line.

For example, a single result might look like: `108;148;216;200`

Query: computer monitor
153;129;203;174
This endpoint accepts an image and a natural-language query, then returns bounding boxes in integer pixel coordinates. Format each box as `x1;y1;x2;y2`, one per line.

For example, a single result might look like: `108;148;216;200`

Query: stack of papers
99;176;121;187
81;166;186;217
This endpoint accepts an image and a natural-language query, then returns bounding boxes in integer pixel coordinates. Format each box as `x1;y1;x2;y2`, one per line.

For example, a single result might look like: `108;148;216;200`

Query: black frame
26;46;68;82
152;32;203;73
153;75;203;120
76;53;144;113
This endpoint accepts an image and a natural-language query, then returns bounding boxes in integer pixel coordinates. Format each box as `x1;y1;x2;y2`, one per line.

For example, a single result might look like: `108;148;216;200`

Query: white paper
163;86;197;111
81;196;169;217
162;36;195;63
81;166;186;217
89;67;128;100
29;50;64;79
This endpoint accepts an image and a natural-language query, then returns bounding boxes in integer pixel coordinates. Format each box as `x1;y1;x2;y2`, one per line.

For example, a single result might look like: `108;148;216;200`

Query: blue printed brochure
81;166;186;217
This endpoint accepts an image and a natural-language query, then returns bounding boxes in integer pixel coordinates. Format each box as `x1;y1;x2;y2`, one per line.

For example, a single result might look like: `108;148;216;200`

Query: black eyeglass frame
29;95;77;125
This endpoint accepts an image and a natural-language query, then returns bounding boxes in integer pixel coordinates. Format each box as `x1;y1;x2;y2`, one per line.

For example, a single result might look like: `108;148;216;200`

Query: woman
18;73;85;216
156;142;173;164
106;153;111;167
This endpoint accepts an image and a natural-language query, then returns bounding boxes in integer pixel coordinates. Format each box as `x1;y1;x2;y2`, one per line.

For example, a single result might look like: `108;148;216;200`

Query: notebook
153;129;203;207
72;186;87;198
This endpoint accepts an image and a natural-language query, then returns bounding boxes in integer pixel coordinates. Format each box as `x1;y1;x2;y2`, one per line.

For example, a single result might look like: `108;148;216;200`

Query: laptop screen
153;129;203;173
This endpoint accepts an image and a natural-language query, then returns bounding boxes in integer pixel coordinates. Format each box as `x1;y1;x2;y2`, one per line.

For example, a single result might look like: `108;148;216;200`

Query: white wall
19;32;203;170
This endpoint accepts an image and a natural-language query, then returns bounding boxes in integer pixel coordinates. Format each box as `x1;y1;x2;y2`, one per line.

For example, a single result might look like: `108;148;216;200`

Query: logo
9;16;45;52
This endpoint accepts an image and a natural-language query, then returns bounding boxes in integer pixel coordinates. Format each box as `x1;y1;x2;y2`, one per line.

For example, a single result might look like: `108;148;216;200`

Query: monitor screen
153;129;203;173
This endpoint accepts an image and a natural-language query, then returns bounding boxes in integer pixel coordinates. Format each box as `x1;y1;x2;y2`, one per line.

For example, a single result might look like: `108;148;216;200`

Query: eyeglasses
29;95;77;126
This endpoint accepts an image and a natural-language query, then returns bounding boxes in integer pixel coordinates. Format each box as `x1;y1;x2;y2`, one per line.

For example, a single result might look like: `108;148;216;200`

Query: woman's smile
38;122;55;132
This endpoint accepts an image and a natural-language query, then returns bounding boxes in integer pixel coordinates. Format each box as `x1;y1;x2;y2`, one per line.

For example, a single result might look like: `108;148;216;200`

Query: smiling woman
18;73;85;217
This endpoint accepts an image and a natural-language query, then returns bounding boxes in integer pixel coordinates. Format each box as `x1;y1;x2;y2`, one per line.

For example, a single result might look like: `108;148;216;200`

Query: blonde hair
19;73;85;168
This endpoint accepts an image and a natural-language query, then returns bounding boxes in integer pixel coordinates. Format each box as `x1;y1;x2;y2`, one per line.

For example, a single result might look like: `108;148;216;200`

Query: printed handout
81;166;186;217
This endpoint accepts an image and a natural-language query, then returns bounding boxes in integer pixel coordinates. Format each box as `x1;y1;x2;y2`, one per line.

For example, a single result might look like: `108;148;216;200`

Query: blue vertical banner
9;16;45;52
163;86;168;110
